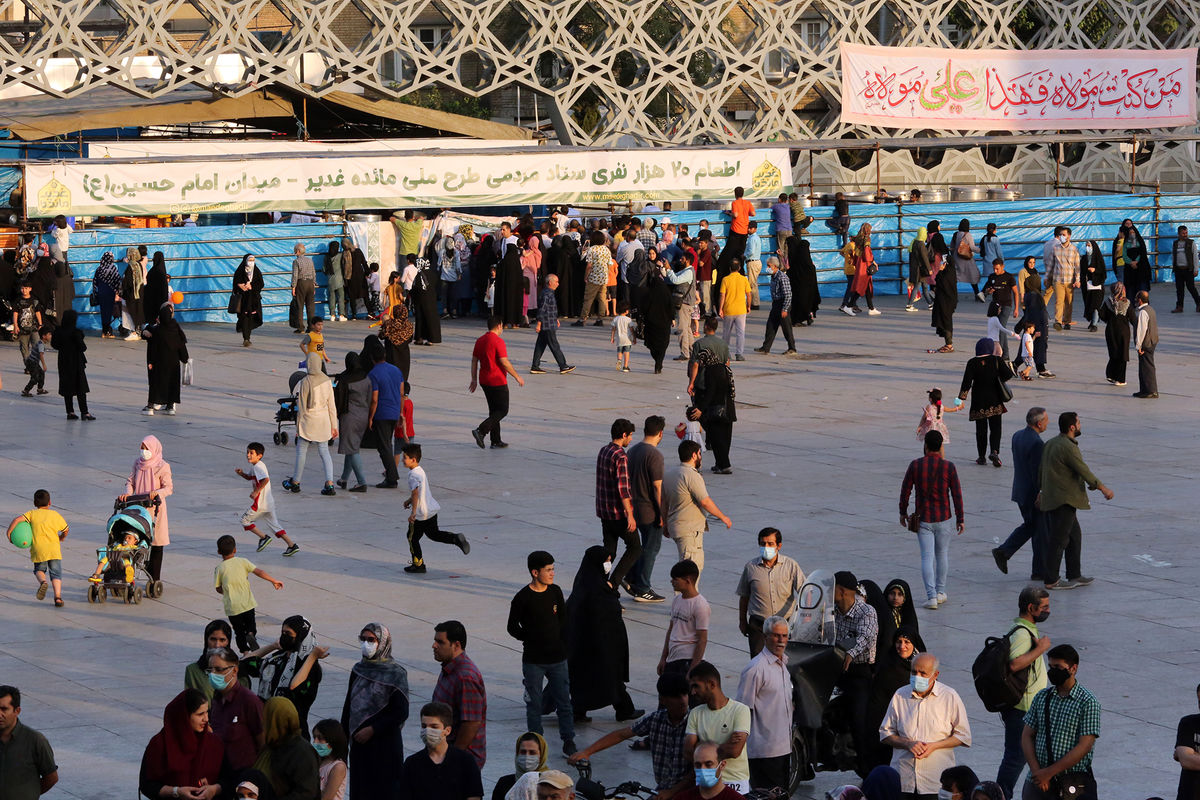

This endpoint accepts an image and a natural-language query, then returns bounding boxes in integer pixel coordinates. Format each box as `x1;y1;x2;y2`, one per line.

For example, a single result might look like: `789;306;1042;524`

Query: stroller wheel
124;586;134;604
133;587;143;604
280;432;289;445
87;585;98;604
273;432;281;445
147;580;162;598
97;586;106;603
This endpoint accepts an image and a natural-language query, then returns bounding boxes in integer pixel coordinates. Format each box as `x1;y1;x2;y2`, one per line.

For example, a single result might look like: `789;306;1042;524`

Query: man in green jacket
1036;412;1113;590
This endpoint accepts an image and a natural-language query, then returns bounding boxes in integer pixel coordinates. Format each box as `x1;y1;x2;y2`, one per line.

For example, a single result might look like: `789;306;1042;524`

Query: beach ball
9;520;32;549
171;291;184;305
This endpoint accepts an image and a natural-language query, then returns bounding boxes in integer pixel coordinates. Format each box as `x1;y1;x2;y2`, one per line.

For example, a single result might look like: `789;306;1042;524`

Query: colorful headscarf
911;227;927;252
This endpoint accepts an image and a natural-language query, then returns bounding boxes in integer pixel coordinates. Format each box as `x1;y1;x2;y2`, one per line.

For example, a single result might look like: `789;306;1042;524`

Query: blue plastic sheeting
0;166;19;204
666;193;1197;298
69;223;344;329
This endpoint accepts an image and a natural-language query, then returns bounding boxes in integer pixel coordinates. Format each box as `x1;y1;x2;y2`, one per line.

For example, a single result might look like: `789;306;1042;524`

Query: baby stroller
86;495;160;605
271;367;308;445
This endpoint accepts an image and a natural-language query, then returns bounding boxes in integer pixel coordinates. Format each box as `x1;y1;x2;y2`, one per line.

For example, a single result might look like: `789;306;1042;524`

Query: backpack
956;232;972;259
971;624;1032;712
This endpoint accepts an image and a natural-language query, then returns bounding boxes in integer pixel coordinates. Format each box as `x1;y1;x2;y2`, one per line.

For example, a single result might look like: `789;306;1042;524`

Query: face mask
695;767;720;789
361;640;378;659
313;742;332;758
516;754;541;772
420;727;444;747
1047;666;1071;686
1059;235;1068;244
760;546;777;561
140;449;153;461
279;633;295;651
910;674;931;693
938;790;956;800
603;561;613;575
1033;610;1050;623
208;672;228;691
247;260;256;268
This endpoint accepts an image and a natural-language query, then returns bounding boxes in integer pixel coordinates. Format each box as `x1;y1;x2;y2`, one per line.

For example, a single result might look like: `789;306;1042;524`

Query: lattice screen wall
2;0;1198;186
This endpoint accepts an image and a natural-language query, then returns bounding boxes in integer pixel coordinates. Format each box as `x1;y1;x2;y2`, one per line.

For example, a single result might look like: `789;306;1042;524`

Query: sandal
54;598;64;607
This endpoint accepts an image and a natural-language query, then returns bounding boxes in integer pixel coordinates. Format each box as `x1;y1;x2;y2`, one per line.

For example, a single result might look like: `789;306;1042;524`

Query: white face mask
516;754;541;772
140;448;153;461
246;260;256;268
760;546;777;561
420;727;444;747
360;640;378;659
938;790;956;800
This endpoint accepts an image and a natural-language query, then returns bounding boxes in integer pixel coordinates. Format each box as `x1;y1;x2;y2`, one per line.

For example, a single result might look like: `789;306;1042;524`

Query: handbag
227;291;241;315
181;360;194;387
288;297;301;329
1043;692;1091;799
997;373;1014;403
956;233;972;259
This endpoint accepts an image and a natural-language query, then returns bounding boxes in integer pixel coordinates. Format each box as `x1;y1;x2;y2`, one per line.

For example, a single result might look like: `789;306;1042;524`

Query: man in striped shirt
900;430;965;610
754;257;796;356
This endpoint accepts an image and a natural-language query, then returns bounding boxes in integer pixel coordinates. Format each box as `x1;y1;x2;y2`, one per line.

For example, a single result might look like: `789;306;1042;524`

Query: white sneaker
840;306;855;317
142;406;155;416
163;405;176;416
923;598;939;609
867;308;882;316
124;332;141;341
976;291;987;302
904;304;917;312
936;592;948;603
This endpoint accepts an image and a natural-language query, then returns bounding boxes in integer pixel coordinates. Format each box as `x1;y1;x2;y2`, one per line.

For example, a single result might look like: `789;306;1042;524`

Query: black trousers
975;415;1002;459
1138;346;1157;394
749;755;790;791
407;515;457;564
601;517;642;591
148;545;164;582
229;608;258;653
837;664;873;775
761;302;796;352
64;394;89;415
1044;504;1083;582
478;383;509;444
1175;270;1200;307
705;417;733;470
532;329;568;370
746;614;766;657
1020;770;1096;800
373;418;398;484
23;362;45;392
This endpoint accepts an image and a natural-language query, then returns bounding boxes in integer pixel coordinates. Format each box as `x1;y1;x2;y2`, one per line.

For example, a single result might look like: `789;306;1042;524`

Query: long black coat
1098;296;1131;364
640;275;674;363
232;266;264;335
146;318;188;406
53;260;75;318
788;236;820;323
959;354;1014;420
567;546;632;712
144;264;169;318
51;317;89;397
411;264;441;343
495;245;524;326
930;264;958;335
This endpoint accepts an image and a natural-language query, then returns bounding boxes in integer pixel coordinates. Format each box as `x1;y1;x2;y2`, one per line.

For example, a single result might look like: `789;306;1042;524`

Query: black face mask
1047;666;1071;687
1032;610;1050;623
279;633;296;651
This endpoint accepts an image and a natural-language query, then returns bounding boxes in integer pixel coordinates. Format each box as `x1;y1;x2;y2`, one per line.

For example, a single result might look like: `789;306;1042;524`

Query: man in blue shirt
770;193;792;267
368;345;405;488
530;275;575;375
994;406;1049;580
743;222;763;311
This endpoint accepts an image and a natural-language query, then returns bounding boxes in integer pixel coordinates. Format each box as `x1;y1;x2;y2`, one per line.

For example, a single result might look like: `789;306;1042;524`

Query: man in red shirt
470;316;524;449
716;186;755;298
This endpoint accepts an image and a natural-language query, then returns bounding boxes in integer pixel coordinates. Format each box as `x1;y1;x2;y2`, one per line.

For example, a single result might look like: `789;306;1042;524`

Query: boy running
7;490;69;606
402;443;469;573
235;442;300;556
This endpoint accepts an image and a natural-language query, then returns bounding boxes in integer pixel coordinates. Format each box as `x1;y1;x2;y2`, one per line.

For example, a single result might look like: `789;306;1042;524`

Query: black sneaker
1038;371;1056;379
471;429;486;449
991;547;1008;574
456;534;471;555
491;441;509;449
349;484;367;493
560;365;576;374
256;537;272;552
282;478;300;493
529;367;547;374
321;485;336;496
562;740;578;757
404;563;427;574
633;590;666;603
375;481;398;488
282;544;300;557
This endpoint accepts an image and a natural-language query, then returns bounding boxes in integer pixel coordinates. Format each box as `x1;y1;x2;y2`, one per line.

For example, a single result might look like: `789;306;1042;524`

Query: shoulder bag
1043;692;1090;799
956;233;972;259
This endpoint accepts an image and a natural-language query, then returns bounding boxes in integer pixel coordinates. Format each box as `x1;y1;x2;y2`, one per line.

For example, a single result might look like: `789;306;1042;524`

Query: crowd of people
1;191;1195;800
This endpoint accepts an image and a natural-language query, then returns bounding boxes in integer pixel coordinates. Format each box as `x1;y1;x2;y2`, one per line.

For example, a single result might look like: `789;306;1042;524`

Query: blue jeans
916;520;951;599
293;436;334;485
33;559;63;581
628;522;663;594
997;706;1028;798
522;660;574;745
340;452;365;486
999;499;1047;579
532;329;568;370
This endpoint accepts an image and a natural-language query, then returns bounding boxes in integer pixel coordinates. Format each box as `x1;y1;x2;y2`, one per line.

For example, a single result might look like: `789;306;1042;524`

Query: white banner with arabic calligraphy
25;148;792;218
839;44;1197;131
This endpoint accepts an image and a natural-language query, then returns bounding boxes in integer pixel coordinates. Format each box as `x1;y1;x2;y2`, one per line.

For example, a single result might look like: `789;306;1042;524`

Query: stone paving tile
2;291;1198;798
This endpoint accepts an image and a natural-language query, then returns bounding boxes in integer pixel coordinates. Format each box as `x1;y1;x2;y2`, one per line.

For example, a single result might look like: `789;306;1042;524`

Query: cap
834;570;858;590
538;770;575;789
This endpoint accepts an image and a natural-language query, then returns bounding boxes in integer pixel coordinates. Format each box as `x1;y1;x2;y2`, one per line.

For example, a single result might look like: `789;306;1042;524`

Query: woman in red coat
139;689;224;799
847;224;879;315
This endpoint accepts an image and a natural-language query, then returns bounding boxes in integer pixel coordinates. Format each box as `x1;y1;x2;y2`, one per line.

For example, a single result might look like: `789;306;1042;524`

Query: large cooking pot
950;186;988;202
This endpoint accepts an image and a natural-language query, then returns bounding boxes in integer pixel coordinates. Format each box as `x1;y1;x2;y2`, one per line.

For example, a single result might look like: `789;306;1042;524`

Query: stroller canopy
107;505;154;546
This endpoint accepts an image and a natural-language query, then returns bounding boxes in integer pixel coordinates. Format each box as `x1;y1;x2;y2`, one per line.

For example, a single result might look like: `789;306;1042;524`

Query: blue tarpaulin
0;166;19;204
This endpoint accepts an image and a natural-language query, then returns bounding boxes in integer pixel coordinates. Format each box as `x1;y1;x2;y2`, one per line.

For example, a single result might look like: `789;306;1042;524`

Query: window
800;20;827;50
415;25;449;49
766;49;786;78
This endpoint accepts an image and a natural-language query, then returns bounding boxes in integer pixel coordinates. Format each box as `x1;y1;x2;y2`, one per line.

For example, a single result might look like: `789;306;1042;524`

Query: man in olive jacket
1037;412;1113;591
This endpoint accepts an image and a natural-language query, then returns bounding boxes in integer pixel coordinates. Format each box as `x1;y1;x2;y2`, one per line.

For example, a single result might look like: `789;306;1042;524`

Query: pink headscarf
130;435;165;493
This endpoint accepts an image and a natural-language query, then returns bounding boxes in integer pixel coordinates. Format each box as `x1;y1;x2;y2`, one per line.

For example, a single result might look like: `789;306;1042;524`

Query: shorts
33;559;63;581
617;345;631;353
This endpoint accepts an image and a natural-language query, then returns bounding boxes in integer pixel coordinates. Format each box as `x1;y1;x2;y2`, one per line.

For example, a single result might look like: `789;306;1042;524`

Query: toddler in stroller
271;366;309;445
86;498;159;604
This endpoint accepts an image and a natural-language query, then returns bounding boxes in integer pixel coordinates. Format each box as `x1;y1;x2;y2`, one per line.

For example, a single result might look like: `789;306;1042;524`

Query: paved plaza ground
2;290;1198;799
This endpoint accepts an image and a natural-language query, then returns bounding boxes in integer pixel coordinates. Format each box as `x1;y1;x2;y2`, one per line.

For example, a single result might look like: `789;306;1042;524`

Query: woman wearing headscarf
520;230;542;323
341;237;369;320
90;251;123;338
474;234;498;316
787;235;820;326
231;254;264;347
143;305;189;416
950;218;983;302
341;622;409;800
926;220;950;276
51;309;93;420
253;697;320;800
185;620;242;701
30;254;56;315
283;359;338;496
970;780;1007;800
380;303;413;380
958;337;1014;467
381;273;404;321
861;765;901;800
410;256;441;345
244;616;329;738
496;239;524;328
122;434;174;583
1115;218;1151;295
906;227;932;311
139;689;224;800
144;251;170;318
639;256;674;374
490;732;548;800
929;253;958;353
866;627;922;769
451;224;476;318
122;246;147;338
845;224;879;315
689;344;736;473
52;249;74;321
325;240;345;321
877;579;923;652
1081;239;1108;331
1098;281;1132;385
335;352;372;492
566;546;641;722
979;221;1004;268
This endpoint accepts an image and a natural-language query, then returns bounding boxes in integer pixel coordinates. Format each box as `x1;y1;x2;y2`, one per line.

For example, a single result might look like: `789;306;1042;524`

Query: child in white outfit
1015;320;1036;380
236;442;300;556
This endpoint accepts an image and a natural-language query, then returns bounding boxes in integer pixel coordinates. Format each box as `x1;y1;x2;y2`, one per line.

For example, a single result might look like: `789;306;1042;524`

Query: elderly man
1132;289;1159;398
754;256;796;355
737;616;793;791
675;741;745;800
1037;412;1113;590
530;274;575;375
290;242;317;333
536;770;578;800
735;527;804;656
834;570;878;778
206;646;264;772
994;407;1049;581
881;653;972;799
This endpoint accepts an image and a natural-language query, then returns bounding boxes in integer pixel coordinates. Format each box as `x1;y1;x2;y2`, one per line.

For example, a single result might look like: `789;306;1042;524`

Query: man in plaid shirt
755;256;797;356
530;275;574;375
431;620;487;768
636;218;659;252
596;418;640;590
1051;226;1081;330
900;430;965;610
1021;643;1100;799
833;570;878;778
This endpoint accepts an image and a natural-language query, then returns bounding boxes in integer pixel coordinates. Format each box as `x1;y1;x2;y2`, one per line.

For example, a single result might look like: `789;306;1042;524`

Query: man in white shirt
880;652;972;798
736;616;793;791
402;443;469;573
